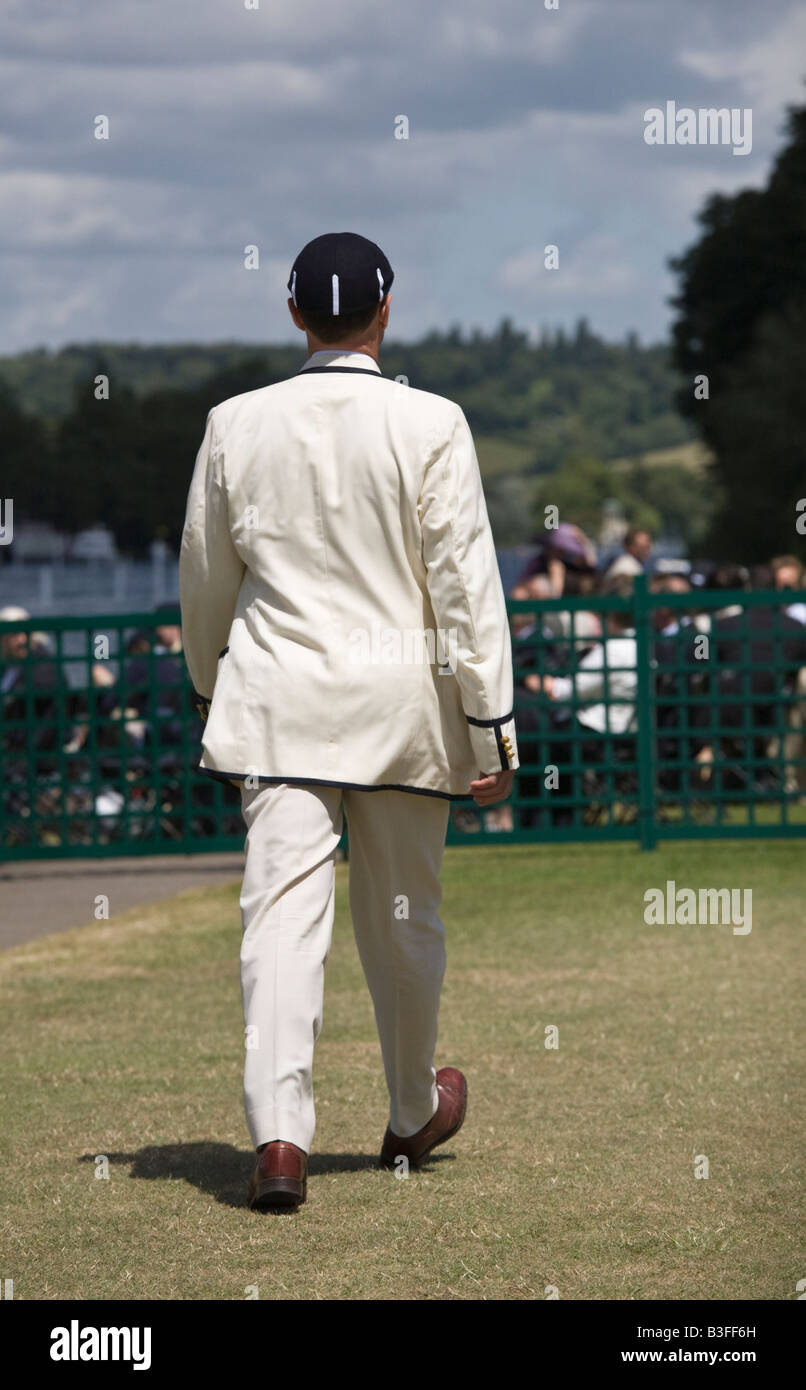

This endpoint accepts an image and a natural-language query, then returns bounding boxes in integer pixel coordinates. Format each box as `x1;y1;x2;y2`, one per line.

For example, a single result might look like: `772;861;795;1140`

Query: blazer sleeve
179;408;246;705
418;404;518;775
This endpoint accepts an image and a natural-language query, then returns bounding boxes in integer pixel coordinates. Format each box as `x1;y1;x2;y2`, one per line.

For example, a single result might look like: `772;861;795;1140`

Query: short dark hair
298;300;382;344
624;526;651;547
608;608;635;631
599;572;635;598
749;563;774;589
709;563;749;592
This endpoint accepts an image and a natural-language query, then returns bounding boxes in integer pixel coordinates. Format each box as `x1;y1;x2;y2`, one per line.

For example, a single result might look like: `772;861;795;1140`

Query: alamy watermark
643;880;752;935
50;1322;151;1370
644;102;752;156
347;623;458;672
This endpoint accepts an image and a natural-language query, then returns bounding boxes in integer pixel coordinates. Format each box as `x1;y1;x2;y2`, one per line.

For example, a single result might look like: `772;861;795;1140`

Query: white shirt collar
300;349;381;374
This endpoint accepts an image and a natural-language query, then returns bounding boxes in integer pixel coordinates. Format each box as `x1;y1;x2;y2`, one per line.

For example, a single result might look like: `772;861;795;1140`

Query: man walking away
179;233;517;1210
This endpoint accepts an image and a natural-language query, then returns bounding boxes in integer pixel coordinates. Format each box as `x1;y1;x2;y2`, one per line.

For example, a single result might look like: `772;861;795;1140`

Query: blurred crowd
492;525;806;832
0;604;237;848
3;527;806;845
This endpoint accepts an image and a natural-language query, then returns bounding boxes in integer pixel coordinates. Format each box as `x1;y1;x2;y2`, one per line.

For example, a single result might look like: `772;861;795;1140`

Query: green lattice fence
1;577;805;859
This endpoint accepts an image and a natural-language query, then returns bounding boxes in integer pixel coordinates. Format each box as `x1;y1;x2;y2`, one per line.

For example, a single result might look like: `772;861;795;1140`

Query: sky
0;0;804;352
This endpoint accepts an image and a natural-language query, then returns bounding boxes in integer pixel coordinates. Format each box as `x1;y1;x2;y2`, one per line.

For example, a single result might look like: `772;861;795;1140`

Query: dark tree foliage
704;304;806;559
669;99;806;560
0;379;53;561
2;324;695;554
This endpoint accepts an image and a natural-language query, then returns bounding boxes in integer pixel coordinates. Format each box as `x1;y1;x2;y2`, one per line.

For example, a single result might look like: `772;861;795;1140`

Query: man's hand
469;769;515;806
525;672;554;696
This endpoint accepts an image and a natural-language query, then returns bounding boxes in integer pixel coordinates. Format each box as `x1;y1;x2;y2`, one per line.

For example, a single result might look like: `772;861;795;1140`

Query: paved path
0;852;245;950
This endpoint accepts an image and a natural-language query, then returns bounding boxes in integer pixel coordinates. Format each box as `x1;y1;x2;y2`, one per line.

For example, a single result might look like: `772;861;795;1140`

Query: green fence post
633;573;657;850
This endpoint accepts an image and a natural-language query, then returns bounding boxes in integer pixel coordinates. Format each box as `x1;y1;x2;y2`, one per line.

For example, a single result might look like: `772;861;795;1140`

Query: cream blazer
179;349;518;800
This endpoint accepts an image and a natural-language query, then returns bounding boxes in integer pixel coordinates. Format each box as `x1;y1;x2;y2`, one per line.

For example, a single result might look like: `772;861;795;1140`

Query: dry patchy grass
0;840;802;1300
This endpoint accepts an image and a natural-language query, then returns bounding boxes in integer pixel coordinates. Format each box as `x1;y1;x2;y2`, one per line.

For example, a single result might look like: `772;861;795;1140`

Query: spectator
649;574;696;636
123;614;186;747
518;521;598;597
0;606;61;754
153;620;183;655
749;562;774;590
692;564;748;635
512;636;565;829
523;576;638;822
765;558;806;792
126;629;152;656
771;554;806;626
509;582;541;644
651;578;709;789
527;577;637;736
63;663;121;754
602;526;653;586
708;592;806;792
557;569;602;653
509;579;568;830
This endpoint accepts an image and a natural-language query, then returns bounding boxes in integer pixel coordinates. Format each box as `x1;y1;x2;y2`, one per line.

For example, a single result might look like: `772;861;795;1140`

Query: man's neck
306;342;379;364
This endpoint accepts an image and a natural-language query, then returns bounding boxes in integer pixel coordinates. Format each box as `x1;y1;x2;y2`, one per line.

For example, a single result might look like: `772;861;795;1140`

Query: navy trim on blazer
466;710;515;771
196;766;474;802
297;366;384;376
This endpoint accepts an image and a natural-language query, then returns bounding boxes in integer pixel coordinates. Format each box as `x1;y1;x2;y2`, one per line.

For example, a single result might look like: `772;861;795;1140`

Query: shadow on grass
78;1143;456;1210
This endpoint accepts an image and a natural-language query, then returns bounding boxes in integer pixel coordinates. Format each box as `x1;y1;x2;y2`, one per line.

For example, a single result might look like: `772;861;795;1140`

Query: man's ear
288;297;305;330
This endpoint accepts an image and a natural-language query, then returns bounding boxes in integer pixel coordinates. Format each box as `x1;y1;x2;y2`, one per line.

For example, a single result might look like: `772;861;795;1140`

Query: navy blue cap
288;232;393;316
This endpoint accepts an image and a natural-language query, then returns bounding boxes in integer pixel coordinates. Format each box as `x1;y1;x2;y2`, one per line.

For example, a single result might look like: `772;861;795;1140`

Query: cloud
680;5;806;113
0;0;801;350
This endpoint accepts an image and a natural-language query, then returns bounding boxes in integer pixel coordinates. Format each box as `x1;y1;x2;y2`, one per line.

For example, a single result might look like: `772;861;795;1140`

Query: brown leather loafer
247;1141;307;1211
380;1067;467;1170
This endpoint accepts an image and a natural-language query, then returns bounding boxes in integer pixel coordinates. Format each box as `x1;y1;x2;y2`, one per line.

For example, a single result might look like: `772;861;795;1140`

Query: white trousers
238;781;451;1153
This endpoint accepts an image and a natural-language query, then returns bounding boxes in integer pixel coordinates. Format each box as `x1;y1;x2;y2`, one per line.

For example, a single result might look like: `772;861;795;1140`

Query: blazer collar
299;349;382;374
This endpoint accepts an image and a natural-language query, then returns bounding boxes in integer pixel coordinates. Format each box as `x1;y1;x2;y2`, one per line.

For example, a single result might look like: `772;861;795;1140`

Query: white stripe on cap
290;270;297;306
377;267;384;299
332;273;339;315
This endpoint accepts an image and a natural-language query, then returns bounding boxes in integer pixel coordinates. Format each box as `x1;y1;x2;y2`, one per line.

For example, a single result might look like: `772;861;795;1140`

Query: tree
0;380;54;546
702;303;806;559
624;460;718;554
531;453;660;542
53;360;146;543
669;98;806;559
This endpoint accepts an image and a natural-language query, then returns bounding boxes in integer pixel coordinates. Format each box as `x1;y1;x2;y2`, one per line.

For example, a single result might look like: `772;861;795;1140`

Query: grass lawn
0;839;803;1301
